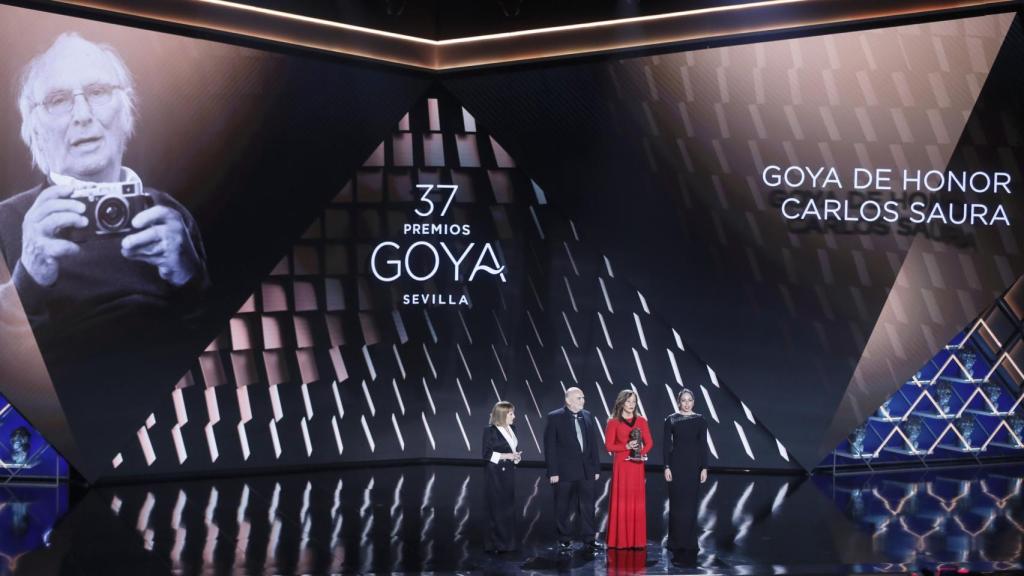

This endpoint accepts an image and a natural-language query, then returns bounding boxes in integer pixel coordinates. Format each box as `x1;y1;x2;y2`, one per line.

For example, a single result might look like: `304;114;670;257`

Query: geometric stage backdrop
830;276;1024;467
1;6;1023;481
110;91;799;479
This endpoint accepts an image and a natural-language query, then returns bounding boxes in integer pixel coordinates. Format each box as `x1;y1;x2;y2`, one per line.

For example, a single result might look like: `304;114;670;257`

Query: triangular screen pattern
107;88;797;478
827;276;1024;468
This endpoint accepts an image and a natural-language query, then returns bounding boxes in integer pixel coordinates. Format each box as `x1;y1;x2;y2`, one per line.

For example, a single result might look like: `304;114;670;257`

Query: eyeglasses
35;83;120;116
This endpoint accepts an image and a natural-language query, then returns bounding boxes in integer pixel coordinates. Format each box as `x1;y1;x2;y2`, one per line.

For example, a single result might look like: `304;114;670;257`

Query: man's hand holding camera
122;204;201;287
20;184;84;287
2;31;209;355
20;183;200;288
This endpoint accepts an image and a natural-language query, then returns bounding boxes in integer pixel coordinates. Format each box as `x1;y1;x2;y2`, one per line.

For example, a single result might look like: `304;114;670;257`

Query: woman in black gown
482;401;522;553
663;389;708;552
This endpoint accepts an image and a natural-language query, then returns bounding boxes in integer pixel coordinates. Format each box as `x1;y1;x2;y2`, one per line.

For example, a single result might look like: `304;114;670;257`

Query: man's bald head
564;387;585;413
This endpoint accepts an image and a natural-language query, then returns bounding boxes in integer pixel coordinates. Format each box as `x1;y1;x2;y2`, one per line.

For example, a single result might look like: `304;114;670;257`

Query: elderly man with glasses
0;32;207;350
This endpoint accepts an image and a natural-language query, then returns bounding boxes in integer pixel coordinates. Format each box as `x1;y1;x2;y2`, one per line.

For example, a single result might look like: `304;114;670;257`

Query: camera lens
96;196;129;232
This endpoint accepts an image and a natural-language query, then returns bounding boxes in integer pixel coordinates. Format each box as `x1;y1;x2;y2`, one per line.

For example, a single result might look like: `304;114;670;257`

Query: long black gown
663;413;708;550
482;424;518;552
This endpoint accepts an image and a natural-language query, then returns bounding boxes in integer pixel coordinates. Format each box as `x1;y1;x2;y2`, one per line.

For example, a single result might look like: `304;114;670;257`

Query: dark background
0;3;1022;482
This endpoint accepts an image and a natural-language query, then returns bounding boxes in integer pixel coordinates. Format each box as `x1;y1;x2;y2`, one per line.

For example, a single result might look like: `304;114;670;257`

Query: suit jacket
544;407;601;481
482;424;519;466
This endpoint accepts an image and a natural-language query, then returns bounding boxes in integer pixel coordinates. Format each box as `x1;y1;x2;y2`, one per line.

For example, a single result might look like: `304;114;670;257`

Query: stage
0;2;1023;575
6;462;1022;575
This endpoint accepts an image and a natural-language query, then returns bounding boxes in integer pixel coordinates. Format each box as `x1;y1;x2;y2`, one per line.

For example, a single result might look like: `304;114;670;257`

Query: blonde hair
489;401;515;426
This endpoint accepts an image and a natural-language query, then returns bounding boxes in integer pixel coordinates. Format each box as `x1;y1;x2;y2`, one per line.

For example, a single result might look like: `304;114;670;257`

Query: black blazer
543;407;601;481
482;424;519;464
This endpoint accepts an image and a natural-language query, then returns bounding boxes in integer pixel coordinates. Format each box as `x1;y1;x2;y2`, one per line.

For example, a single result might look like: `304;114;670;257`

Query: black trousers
554;477;596;542
484;462;517;551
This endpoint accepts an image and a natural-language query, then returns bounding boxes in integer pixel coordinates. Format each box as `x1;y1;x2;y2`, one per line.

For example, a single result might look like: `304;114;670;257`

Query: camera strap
50;166;143;193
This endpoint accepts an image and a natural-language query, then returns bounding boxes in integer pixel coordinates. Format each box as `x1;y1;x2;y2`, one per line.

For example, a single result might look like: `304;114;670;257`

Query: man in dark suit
544;386;602;551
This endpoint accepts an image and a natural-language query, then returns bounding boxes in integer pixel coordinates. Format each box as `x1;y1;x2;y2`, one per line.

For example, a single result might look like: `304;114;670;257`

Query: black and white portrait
0;5;428;478
0;32;208;353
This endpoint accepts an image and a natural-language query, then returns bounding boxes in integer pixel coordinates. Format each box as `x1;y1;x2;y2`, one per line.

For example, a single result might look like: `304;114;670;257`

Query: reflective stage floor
3;463;1023;575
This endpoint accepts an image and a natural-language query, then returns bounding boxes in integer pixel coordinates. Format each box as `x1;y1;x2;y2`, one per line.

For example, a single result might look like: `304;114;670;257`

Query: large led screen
0;4;1022;481
0;4;430;481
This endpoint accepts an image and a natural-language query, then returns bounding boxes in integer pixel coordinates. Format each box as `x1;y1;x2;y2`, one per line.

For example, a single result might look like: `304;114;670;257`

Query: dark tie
574;414;585;452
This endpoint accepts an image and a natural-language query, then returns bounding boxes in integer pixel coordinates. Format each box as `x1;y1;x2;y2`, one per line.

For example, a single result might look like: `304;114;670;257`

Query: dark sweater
0;182;208;348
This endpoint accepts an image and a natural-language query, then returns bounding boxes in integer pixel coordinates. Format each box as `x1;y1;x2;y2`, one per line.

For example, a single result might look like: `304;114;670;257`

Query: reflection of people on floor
669;547;700;568
663;388;708;552
607;547;648;575
9;502;29;537
482;401;521;553
0;498;41;572
604;389;652;550
544;387;602;551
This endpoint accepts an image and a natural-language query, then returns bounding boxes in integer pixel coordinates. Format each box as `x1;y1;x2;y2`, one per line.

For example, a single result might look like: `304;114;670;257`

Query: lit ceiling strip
195;0;436;44
195;0;814;45
51;0;1016;69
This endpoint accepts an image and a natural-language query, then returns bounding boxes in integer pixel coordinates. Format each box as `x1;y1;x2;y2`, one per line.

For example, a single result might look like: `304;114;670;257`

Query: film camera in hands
67;181;153;241
626;427;647;462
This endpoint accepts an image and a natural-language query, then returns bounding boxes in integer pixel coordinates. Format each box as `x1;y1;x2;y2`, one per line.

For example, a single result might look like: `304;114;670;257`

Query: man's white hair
17;32;136;174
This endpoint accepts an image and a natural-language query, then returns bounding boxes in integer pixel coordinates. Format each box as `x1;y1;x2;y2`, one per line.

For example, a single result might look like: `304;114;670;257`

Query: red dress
604;416;653;549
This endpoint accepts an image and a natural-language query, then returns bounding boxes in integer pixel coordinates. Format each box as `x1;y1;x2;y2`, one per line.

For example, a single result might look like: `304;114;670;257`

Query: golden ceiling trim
49;0;1018;70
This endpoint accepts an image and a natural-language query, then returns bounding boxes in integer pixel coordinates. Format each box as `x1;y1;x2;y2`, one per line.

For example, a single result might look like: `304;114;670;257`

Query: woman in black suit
663;388;708;552
482;400;522;553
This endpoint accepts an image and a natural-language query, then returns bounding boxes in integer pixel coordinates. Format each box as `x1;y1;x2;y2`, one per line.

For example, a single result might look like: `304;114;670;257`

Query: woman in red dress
604;389;653;549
